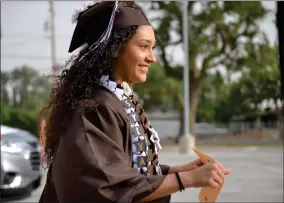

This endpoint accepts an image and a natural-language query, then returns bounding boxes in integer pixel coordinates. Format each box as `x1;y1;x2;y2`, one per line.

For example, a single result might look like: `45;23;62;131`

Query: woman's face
113;25;156;85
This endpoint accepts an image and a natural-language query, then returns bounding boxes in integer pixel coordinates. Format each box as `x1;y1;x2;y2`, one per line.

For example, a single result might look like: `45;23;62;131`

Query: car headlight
1;140;22;153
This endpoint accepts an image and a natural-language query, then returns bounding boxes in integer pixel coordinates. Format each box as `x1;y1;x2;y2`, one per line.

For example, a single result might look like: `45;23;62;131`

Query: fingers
212;165;224;186
216;161;225;173
209;179;220;188
216;161;231;176
216;166;225;181
195;158;204;167
224;168;231;175
195;161;231;188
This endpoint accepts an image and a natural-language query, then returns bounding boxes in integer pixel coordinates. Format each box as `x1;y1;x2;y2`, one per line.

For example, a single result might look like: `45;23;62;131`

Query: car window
3;131;38;142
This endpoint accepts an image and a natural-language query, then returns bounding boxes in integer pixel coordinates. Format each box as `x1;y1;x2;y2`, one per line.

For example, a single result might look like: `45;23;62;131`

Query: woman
39;1;230;203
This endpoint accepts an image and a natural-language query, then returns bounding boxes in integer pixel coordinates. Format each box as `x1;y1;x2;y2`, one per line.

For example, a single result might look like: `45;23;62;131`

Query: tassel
88;1;118;51
78;1;119;63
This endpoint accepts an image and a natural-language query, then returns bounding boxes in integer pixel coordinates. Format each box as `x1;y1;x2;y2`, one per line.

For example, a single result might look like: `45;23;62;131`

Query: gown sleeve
38;164;59;203
160;164;170;175
51;104;170;203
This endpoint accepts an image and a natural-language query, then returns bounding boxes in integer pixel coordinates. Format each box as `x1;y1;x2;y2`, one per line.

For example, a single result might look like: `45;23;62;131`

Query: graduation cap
68;1;150;53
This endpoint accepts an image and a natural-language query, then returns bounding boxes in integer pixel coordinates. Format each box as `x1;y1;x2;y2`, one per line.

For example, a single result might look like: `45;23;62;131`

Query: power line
1;54;68;61
2;33;70;39
1;37;47;49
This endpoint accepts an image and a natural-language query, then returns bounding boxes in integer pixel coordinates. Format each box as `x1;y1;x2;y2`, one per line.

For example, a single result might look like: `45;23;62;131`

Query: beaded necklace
99;75;162;175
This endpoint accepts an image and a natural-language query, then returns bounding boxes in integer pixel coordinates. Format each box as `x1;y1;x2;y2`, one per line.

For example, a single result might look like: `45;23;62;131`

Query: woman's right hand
181;163;227;188
140;162;230;202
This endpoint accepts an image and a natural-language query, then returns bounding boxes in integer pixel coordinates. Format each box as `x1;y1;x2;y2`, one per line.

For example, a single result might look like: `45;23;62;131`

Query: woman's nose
146;51;156;64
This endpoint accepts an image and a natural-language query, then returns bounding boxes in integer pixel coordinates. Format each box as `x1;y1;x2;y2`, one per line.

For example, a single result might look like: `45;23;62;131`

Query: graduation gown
39;87;171;203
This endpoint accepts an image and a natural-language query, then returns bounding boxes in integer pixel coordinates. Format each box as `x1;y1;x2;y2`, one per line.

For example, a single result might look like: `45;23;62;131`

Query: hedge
1;103;40;137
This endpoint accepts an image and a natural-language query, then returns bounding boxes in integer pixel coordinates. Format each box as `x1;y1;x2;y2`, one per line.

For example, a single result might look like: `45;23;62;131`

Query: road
2;146;283;202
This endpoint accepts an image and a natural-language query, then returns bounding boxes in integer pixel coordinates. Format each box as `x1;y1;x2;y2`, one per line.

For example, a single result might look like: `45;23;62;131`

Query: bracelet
175;172;185;192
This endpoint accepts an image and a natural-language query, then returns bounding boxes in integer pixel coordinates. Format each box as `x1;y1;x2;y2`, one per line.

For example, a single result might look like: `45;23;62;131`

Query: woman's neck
110;72;132;87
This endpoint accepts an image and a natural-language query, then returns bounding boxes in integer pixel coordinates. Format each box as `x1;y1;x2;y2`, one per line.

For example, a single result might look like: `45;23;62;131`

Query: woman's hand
169;159;231;176
183;158;204;171
168;158;204;174
180;162;231;189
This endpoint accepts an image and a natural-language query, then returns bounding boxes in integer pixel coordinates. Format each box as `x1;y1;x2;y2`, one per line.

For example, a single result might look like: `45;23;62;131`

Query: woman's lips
139;65;148;73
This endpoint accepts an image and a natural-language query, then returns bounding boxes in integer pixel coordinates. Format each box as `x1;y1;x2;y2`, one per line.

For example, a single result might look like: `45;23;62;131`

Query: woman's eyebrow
139;39;156;46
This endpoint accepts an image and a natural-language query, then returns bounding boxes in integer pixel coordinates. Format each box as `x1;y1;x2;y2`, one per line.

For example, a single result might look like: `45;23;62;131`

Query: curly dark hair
41;25;139;167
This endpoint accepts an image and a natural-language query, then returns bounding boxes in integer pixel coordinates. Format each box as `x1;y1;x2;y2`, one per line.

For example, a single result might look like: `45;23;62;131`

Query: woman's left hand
170;159;231;175
168;159;203;174
182;159;231;175
182;158;204;171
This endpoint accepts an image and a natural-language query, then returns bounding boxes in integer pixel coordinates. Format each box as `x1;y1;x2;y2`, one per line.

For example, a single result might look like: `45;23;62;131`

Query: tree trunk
175;92;185;143
1;88;9;104
188;76;204;146
13;88;17;107
175;76;204;145
176;109;184;144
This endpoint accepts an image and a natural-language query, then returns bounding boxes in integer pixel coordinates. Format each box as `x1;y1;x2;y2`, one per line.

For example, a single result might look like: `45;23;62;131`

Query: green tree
144;1;270;142
213;43;281;122
1;104;39;136
197;71;225;123
134;62;182;112
1;71;10;104
4;65;51;111
1;66;51;136
245;43;281;109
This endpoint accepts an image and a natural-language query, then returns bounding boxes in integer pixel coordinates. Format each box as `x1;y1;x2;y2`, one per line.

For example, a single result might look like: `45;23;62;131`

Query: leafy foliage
138;1;277;137
1;66;51;136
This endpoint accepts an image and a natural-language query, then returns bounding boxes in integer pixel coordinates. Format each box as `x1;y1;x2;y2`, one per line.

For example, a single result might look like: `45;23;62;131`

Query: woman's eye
141;45;148;49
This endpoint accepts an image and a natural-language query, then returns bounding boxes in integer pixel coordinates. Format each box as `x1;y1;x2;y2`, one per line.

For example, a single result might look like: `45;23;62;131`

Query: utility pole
49;0;57;83
40;0;57;157
179;0;194;155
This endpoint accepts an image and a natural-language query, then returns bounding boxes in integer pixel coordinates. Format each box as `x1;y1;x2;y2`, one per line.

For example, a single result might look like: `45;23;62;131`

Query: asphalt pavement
2;146;283;202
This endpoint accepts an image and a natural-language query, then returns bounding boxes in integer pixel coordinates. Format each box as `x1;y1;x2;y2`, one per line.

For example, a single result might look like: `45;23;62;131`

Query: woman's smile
138;65;148;73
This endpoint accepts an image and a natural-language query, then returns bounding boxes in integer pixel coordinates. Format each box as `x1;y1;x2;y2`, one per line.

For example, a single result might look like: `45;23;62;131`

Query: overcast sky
1;1;277;76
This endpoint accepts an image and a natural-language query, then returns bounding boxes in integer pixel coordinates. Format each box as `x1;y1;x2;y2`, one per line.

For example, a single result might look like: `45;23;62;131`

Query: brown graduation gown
39;87;171;203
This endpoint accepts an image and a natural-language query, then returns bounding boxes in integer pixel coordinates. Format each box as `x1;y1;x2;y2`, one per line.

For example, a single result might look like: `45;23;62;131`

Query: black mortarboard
68;1;150;53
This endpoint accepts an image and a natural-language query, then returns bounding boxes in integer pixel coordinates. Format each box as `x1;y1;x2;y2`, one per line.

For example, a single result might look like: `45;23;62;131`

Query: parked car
0;125;42;196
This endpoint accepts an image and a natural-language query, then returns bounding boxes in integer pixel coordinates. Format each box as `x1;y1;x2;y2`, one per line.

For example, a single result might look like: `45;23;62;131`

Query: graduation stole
99;75;162;176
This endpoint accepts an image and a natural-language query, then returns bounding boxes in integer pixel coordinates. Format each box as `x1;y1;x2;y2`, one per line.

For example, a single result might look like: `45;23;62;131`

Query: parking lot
2;146;283;202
